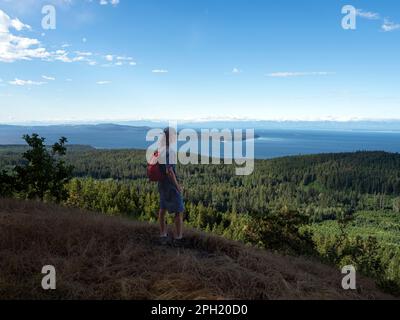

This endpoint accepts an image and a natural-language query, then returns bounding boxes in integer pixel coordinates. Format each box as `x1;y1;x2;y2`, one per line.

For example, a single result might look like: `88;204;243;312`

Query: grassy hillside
1;147;400;293
0;199;394;300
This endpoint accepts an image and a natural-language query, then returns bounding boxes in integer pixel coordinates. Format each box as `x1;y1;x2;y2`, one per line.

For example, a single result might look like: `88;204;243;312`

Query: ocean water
252;130;400;159
1;125;400;159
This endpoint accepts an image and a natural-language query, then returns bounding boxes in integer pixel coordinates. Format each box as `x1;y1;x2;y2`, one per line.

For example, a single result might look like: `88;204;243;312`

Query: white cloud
0;9;134;68
356;9;380;20
96;80;111;85
42;75;55;81
152;69;168;73
116;56;132;61
0;9;50;62
99;0;120;6
0;0;117;11
73;56;86;62
49;49;72;63
232;67;241;74
115;56;136;66
0;1;74;14
117;56;135;62
0;9;31;32
267;72;334;78
75;51;93;56
10;17;32;31
382;18;400;32
355;9;399;33
9;78;46;86
102;55;136;67
42;49;97;65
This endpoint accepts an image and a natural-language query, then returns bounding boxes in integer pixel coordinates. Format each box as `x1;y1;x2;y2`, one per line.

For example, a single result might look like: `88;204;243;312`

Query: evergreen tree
14;134;73;202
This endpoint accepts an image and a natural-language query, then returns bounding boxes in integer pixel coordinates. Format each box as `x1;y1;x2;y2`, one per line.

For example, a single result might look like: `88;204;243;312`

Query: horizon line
3;117;400;126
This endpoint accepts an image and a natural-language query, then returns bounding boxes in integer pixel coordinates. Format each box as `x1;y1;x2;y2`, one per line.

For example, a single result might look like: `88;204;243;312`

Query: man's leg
174;212;184;239
159;209;167;237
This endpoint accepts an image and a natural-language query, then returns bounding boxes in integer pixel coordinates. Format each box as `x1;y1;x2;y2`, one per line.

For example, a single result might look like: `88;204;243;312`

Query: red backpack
147;151;166;182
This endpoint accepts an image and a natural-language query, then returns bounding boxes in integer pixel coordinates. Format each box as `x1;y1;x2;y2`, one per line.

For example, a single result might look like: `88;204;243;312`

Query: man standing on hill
157;127;185;246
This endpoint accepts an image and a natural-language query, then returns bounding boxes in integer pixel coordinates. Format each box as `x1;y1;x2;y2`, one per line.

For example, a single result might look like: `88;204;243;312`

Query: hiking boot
172;238;187;247
158;235;171;246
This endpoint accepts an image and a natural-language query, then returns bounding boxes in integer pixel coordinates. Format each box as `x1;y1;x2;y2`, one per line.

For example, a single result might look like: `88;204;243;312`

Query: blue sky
0;0;399;123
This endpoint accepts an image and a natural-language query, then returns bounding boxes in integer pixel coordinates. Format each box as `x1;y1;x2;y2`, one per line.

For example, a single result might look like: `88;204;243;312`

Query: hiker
157;127;185;244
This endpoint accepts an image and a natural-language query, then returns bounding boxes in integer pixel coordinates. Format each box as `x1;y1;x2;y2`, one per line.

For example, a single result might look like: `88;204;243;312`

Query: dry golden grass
0;199;394;300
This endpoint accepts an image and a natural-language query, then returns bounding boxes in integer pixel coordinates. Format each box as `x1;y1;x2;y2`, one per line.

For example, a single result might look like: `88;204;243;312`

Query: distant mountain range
5;119;400;131
119;120;400;131
195;120;400;131
32;119;400;131
0;124;151;148
1;121;400;149
0;123;258;148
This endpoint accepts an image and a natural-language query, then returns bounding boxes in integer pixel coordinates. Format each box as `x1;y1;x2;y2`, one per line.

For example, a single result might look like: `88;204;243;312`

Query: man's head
163;127;177;146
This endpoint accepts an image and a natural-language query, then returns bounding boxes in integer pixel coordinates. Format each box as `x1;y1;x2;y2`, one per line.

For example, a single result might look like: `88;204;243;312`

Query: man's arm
167;167;182;194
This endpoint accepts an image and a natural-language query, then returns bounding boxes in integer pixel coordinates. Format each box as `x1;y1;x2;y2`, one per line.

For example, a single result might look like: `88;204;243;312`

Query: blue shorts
157;152;184;213
158;183;184;214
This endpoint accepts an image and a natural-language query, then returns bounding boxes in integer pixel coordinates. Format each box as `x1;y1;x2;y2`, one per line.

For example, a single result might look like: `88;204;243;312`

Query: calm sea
252;130;400;159
1;125;400;159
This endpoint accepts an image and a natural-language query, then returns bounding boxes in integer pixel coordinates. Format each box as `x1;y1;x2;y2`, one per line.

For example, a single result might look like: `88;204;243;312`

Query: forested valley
1;142;399;295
